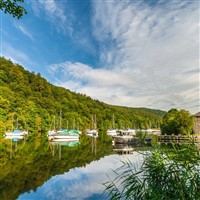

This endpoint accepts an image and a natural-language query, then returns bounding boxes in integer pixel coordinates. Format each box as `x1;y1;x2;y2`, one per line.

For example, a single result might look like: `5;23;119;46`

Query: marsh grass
103;143;200;200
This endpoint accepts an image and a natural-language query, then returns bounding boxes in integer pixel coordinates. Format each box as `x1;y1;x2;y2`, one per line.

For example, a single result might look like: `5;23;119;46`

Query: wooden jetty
157;134;200;144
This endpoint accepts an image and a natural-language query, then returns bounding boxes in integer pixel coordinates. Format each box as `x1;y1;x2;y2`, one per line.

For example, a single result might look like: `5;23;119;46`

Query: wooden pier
157;134;200;144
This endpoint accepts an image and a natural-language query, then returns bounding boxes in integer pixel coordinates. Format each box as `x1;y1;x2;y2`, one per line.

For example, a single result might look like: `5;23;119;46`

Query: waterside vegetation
103;143;200;200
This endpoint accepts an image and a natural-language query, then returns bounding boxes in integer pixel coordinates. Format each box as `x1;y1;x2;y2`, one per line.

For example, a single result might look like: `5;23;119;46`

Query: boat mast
12;113;14;131
91;115;93;130
94;114;96;130
53;115;55;130
73;118;75;129
16;116;18;129
112;114;115;129
60;109;62;130
149;121;152;129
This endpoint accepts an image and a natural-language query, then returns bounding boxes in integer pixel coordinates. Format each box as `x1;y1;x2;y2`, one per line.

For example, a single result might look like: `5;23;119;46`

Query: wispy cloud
15;23;34;41
48;0;199;114
31;0;72;34
2;42;30;67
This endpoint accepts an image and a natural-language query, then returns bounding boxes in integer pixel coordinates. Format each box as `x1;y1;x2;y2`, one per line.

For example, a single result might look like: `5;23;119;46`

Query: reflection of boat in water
49;138;80;159
5;135;24;140
113;135;151;145
50;140;80;147
113;135;135;144
113;144;134;154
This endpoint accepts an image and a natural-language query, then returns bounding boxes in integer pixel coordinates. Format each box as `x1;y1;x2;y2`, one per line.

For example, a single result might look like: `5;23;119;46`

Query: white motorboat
86;129;98;137
5;129;25;136
107;129;117;136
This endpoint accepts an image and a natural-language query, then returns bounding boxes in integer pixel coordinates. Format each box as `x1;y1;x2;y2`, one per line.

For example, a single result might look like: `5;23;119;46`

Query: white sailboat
86;115;98;137
107;114;117;136
5;115;27;137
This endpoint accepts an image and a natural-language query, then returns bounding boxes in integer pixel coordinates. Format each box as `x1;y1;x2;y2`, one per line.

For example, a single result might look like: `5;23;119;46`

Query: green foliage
103;144;200;200
0;0;27;19
161;108;194;135
0;57;165;134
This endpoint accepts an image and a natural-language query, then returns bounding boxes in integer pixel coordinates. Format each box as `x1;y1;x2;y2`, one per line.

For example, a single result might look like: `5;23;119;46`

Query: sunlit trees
0;57;165;134
161;108;194;135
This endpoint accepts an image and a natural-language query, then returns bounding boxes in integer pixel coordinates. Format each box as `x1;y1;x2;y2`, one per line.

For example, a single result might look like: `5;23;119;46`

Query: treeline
0;57;165;133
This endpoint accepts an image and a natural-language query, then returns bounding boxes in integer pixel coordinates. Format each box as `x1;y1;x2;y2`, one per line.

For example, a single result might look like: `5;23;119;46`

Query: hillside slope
0;57;165;133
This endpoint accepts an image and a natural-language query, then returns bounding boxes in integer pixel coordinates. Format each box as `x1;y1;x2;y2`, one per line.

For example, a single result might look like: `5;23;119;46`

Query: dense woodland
0;57;165;133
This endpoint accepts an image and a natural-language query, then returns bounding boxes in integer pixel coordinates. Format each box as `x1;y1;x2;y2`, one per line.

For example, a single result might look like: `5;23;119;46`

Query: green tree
161;108;194;135
0;0;27;19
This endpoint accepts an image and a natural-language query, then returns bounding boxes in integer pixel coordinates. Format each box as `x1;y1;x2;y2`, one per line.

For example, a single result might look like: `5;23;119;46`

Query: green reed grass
103;143;200;200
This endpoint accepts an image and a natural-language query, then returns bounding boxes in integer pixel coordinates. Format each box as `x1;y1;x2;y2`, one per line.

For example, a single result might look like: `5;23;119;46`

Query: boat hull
107;129;117;136
86;129;98;137
49;135;79;140
5;135;24;139
5;132;25;136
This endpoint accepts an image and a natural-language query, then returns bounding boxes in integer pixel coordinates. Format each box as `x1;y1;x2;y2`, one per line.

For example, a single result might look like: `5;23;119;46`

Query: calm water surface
0;133;144;200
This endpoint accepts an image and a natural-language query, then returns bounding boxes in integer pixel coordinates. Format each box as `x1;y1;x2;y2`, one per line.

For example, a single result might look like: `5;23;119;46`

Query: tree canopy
0;0;27;19
0;57;165;133
161;108;194;135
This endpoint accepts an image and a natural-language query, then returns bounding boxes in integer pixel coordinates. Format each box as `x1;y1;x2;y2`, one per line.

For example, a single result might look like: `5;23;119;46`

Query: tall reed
103;143;200;200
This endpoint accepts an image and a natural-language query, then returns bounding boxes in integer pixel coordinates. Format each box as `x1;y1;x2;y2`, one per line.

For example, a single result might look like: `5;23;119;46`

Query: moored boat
48;129;80;140
5;135;24;140
5;129;25;136
86;114;98;137
86;129;98;137
113;135;134;144
107;129;117;136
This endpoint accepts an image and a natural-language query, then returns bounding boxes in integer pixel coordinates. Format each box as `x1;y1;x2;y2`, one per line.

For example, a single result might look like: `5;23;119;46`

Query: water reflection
0;132;145;200
49;139;80;159
18;153;143;200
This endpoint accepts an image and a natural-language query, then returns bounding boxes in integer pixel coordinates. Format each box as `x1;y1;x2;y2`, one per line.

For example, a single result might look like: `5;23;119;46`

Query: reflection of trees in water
0;132;113;200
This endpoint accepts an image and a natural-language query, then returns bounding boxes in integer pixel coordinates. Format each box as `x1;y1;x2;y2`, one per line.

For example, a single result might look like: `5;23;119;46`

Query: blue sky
1;0;199;114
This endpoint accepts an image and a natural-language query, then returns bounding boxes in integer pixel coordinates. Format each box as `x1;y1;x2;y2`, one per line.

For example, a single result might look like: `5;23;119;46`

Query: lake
0;132;145;200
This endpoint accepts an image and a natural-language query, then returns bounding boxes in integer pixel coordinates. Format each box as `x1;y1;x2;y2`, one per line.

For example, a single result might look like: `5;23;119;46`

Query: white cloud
31;0;72;34
14;23;34;41
19;153;143;200
48;0;199;114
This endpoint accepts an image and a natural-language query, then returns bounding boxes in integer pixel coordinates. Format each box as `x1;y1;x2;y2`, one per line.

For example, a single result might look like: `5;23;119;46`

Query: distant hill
0;57;165;133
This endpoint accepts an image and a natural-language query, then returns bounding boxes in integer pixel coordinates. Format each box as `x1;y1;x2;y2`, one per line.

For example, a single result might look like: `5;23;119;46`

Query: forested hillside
0;57;165;133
